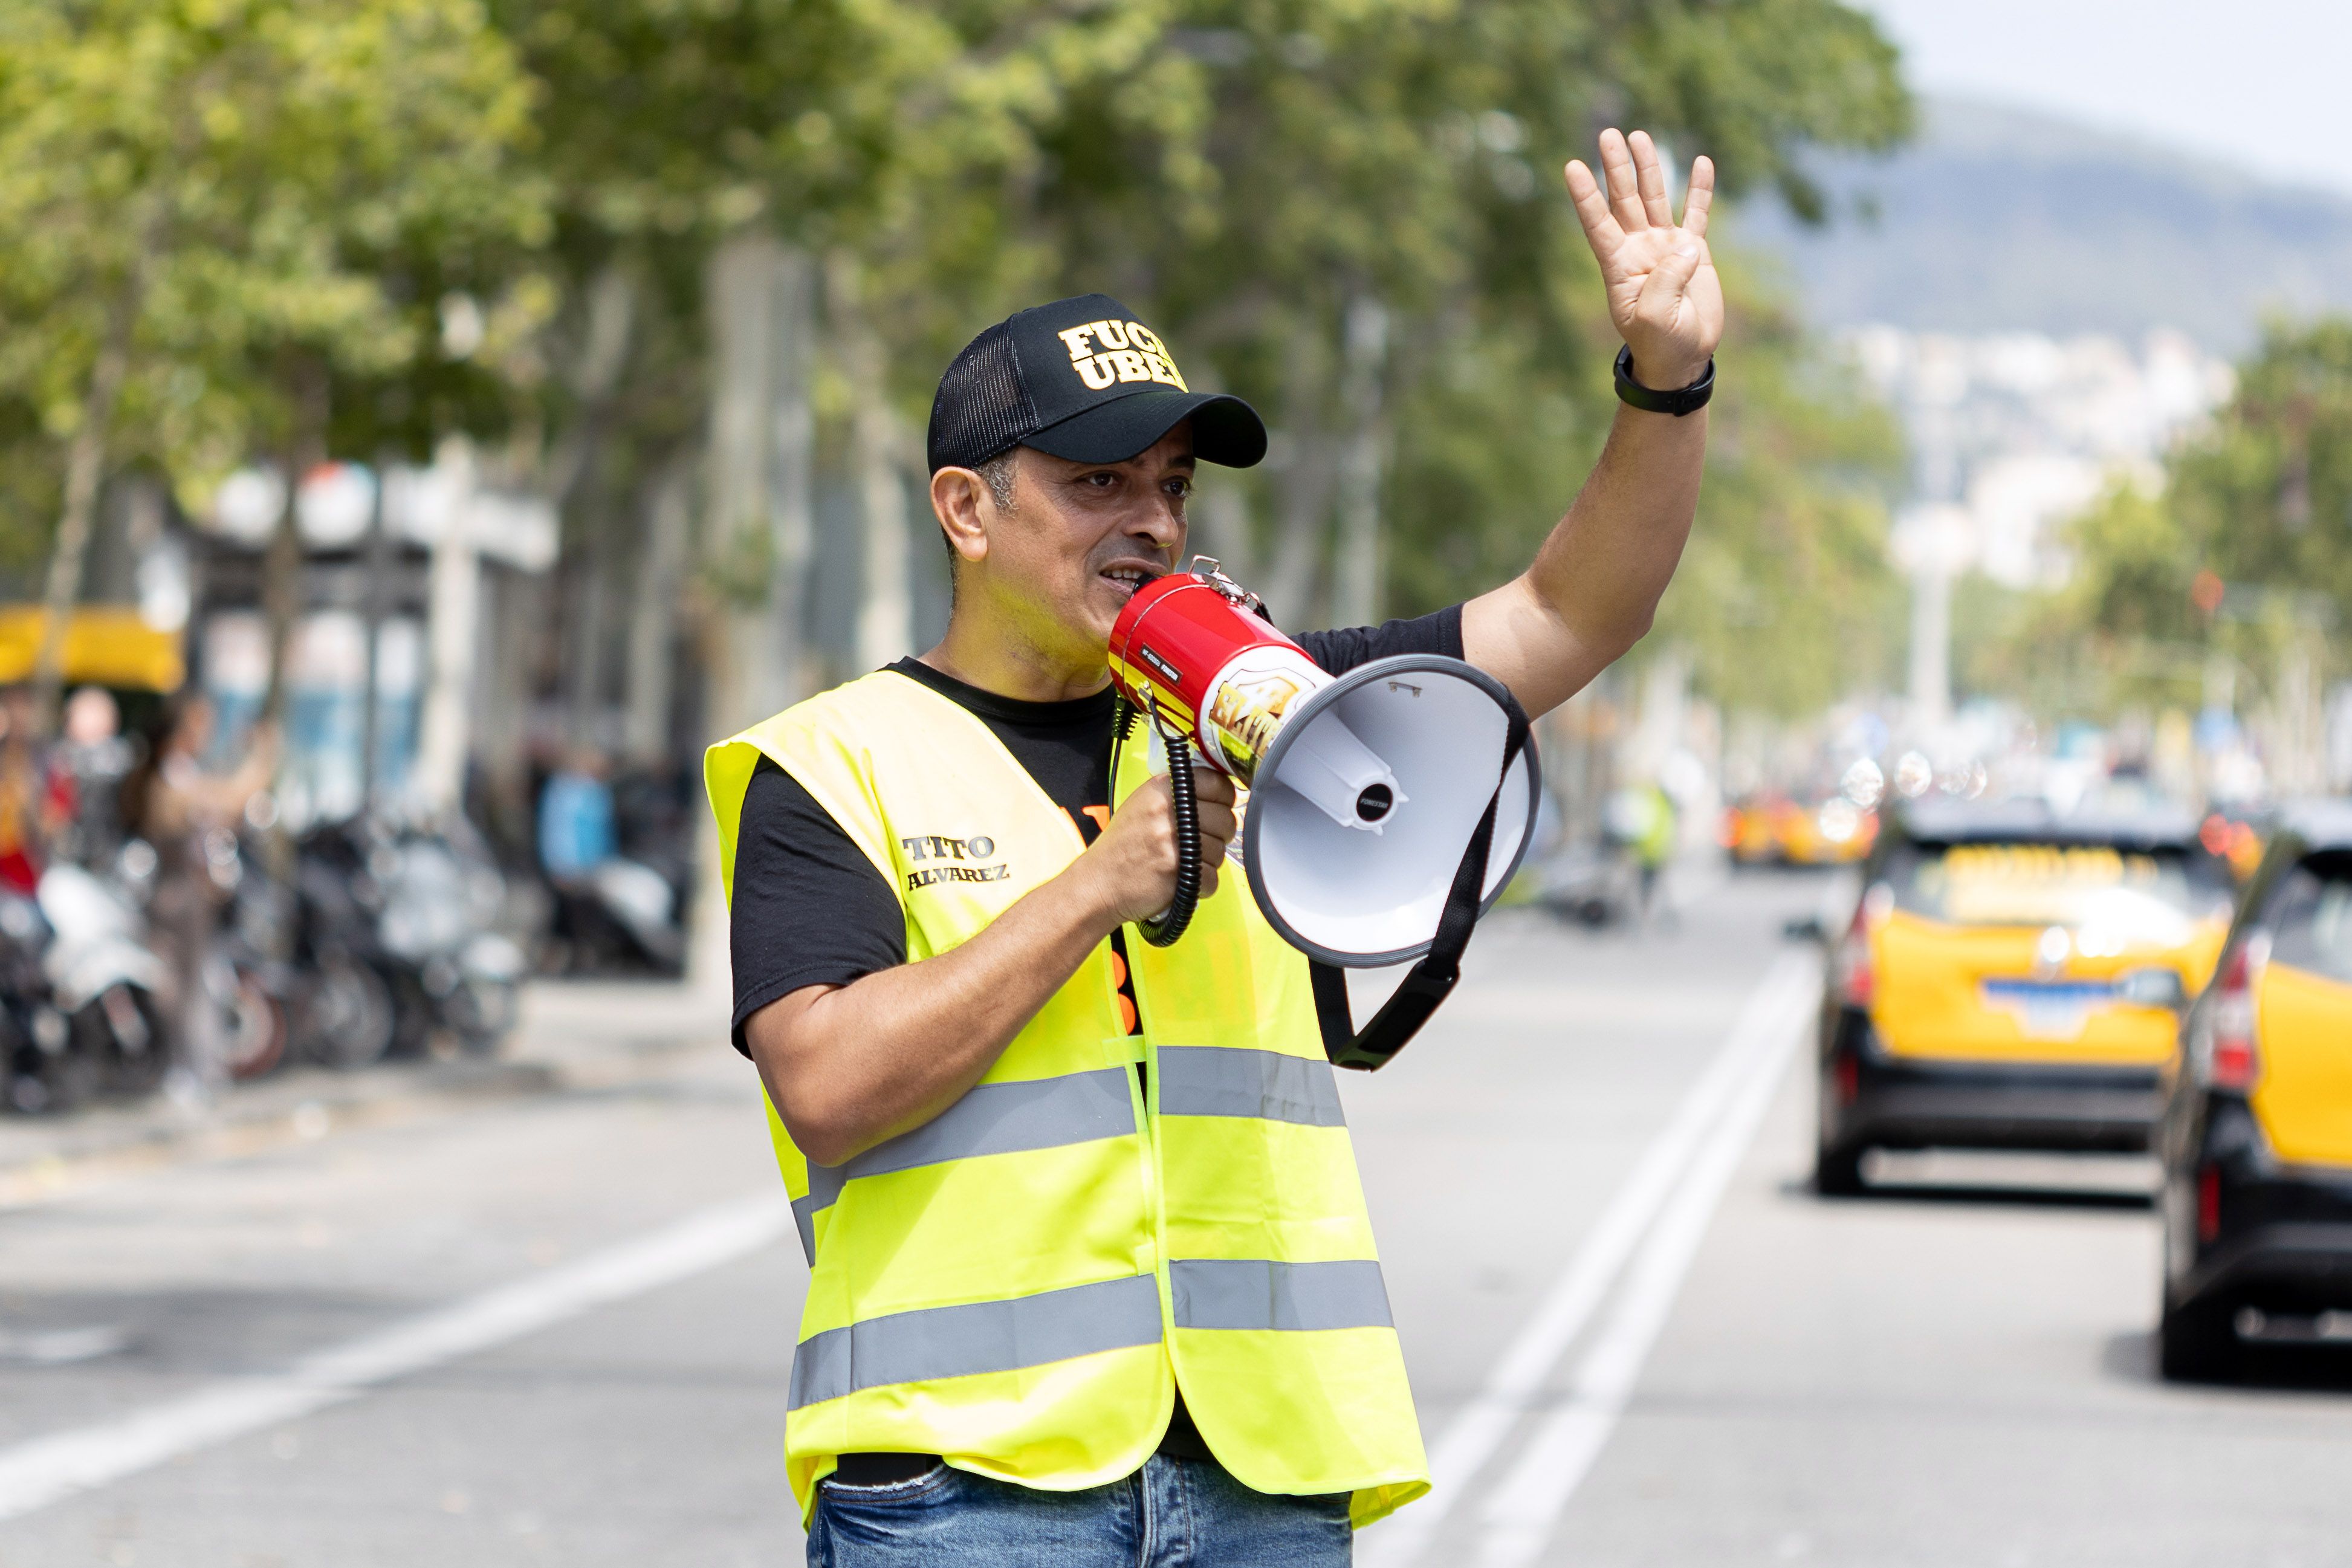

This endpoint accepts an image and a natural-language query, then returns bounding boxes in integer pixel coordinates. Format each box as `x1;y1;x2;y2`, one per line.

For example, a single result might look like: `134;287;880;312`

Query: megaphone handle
1133;701;1201;948
1317;702;1531;1071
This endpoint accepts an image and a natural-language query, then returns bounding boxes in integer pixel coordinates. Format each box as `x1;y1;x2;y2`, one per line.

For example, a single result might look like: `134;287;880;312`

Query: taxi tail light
1833;887;1887;1009
2200;938;2265;1092
2197;1163;2223;1244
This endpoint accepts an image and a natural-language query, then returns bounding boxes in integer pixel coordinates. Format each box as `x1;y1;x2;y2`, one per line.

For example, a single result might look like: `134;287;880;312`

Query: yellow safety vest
705;669;1428;1529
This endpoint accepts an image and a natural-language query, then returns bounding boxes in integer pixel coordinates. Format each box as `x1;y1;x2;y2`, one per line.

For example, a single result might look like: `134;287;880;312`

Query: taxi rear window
2268;856;2352;983
1888;840;2228;936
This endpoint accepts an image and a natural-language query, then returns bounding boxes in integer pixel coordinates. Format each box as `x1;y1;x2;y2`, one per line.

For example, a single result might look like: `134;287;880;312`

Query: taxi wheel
1813;1140;1867;1197
2157;1294;2240;1383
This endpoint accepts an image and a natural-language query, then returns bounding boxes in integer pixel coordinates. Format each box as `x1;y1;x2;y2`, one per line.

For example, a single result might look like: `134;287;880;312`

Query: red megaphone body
1106;560;1405;832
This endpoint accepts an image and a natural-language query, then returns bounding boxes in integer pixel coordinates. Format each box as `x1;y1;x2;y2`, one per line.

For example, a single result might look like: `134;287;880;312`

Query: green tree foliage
1642;278;1906;715
1962;319;2352;721
0;0;1917;730
0;0;547;719
829;0;1913;711
0;0;545;488
2175;318;2352;617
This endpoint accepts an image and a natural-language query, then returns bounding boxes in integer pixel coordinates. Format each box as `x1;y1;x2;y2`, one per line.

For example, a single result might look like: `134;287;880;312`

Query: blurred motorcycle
0;890;87;1115
37;855;171;1099
201;827;292;1081
300;817;522;1061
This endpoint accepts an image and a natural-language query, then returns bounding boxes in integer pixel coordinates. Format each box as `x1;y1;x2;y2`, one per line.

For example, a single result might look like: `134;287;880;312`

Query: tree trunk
622;452;693;765
30;292;140;734
546;263;638;508
562;504;610;750
414;435;483;817
763;248;817;716
831;253;913;670
259;354;329;732
1331;294;1389;629
1262;326;1337;629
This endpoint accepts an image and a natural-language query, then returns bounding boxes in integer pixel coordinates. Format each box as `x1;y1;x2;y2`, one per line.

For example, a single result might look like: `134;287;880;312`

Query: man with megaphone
706;129;1720;1565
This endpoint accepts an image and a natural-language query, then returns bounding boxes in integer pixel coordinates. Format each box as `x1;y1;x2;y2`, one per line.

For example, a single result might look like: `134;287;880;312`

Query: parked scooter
37;854;172;1099
290;822;400;1067
549;857;687;976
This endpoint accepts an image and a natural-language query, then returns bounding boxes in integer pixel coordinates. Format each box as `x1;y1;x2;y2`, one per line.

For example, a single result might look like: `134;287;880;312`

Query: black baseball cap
926;294;1268;474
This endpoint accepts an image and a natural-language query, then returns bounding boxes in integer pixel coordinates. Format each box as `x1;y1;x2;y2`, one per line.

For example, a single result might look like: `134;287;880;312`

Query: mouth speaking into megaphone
1107;559;1541;1067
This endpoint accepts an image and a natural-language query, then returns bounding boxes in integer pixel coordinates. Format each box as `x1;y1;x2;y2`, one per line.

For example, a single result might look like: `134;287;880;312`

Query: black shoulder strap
1314;701;1529;1072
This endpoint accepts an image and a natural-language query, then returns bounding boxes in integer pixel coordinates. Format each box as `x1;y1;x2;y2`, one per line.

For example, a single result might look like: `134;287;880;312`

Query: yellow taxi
1811;800;2232;1195
1722;795;1782;865
1725;792;1876;867
1777;794;1877;866
2157;803;2352;1379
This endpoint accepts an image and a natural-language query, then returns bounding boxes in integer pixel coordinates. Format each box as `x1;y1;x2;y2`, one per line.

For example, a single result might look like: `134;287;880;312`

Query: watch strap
1613;344;1714;416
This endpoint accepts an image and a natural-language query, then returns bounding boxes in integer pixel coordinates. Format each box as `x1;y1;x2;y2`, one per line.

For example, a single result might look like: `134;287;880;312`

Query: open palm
1564;129;1723;393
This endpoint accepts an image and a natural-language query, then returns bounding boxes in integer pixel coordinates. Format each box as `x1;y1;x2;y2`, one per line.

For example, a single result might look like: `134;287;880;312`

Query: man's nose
1127;496;1183;549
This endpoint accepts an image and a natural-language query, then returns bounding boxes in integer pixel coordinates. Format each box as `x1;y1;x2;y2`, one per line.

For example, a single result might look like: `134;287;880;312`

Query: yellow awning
0;606;184;692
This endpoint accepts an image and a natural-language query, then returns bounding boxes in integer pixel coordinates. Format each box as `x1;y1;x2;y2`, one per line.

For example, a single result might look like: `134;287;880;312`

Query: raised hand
1564;129;1723;394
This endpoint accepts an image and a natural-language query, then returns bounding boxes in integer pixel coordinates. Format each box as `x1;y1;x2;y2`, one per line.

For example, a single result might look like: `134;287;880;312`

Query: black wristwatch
1613;344;1714;416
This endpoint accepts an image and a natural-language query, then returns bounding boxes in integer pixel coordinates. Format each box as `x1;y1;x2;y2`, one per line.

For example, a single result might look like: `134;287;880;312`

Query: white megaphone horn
1106;559;1541;1069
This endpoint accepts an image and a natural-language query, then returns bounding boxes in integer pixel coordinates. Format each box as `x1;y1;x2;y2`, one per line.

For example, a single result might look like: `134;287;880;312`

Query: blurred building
1852;325;2234;592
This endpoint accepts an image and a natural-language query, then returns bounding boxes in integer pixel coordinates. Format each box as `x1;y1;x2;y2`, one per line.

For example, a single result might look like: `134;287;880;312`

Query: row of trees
0;0;1917;760
1959;320;2352;785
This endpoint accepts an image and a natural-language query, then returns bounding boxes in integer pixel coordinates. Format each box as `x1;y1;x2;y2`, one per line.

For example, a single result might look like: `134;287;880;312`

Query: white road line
1361;953;1817;1568
0;1193;789;1522
1471;968;1816;1567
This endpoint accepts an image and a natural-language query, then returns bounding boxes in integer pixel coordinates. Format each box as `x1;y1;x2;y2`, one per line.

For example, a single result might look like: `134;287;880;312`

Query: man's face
979;424;1195;664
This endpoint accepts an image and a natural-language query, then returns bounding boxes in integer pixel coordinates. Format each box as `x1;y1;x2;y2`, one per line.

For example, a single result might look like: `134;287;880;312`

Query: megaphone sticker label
1202;648;1321;780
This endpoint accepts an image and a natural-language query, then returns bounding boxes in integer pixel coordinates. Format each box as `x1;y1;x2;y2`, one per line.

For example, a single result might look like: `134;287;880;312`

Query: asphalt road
5;867;2352;1566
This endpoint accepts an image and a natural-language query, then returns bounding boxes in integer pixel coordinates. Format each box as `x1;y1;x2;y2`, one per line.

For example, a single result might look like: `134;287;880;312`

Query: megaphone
1107;558;1540;1069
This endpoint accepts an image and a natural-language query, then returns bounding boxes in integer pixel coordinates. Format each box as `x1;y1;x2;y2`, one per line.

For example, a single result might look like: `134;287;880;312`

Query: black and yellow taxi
1812;800;2232;1194
2156;802;2352;1379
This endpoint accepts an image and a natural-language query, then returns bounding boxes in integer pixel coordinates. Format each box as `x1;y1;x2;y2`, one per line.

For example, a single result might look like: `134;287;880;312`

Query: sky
1857;0;2352;198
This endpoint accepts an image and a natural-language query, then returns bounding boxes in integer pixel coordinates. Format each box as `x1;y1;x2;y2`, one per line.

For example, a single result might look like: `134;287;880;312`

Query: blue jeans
808;1454;1353;1566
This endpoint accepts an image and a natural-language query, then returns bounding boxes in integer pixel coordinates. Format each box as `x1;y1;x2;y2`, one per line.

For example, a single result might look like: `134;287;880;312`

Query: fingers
1562;158;1624;256
1596;128;1646;233
1191;767;1236;808
1628;131;1674;228
1195;796;1237;854
1634;235;1708;328
1680;154;1715;238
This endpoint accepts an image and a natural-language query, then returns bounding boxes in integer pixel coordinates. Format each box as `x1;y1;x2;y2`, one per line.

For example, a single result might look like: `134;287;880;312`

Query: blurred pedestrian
120;692;277;1098
0;688;73;894
537;747;615;968
53;686;137;867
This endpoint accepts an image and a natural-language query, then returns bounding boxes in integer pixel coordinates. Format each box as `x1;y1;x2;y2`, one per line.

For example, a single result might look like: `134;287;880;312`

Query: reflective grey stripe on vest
789;1067;1137;1261
788;1273;1163;1410
1156;1047;1346;1127
1169;1259;1393;1332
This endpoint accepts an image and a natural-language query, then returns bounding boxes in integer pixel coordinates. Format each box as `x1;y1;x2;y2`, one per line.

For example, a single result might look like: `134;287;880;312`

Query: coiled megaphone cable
1116;694;1200;948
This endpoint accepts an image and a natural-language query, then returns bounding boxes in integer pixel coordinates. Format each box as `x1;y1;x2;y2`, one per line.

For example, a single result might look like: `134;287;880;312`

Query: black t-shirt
727;604;1466;1050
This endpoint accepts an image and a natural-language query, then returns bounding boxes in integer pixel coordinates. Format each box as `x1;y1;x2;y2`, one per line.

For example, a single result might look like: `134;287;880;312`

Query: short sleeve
728;757;907;1056
1293;603;1465;676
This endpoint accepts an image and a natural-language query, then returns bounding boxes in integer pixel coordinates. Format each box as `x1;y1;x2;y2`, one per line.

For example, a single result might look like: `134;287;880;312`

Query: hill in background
1734;97;2352;350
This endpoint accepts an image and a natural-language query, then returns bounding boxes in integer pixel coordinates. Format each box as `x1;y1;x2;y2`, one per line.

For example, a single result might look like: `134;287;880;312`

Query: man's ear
930;467;993;568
